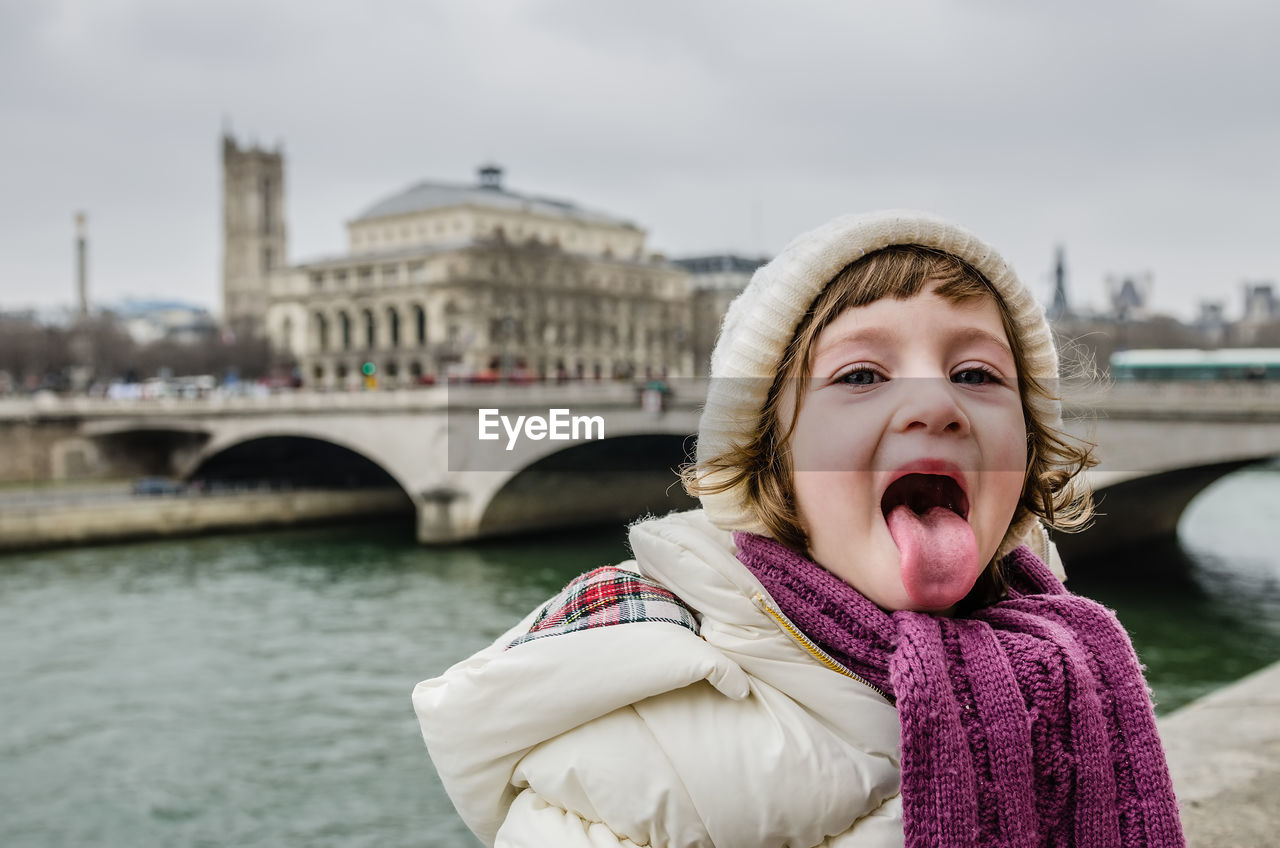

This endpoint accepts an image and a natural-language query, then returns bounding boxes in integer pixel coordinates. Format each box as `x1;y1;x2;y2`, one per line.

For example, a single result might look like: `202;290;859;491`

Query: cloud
1;1;1278;318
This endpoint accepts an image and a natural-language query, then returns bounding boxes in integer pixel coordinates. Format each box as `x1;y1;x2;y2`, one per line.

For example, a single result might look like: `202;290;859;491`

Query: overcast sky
3;0;1278;321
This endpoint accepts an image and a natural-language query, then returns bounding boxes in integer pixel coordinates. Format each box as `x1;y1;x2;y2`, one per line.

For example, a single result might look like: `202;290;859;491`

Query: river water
2;464;1278;847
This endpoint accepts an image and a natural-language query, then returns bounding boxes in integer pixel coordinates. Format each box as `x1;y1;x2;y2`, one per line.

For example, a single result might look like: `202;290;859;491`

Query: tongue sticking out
885;504;980;610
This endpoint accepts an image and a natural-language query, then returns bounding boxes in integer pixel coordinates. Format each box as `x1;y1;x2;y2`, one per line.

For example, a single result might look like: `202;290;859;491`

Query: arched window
362;309;376;349
413;305;426;347
339;312;352;351
314;312;329;351
388;306;401;348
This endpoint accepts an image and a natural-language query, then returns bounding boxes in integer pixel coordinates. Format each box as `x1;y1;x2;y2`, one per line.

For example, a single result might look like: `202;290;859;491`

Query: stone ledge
1160;659;1280;847
0;489;411;552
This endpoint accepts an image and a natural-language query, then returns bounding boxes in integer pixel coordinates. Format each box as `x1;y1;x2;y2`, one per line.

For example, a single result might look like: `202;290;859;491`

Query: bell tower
221;131;286;337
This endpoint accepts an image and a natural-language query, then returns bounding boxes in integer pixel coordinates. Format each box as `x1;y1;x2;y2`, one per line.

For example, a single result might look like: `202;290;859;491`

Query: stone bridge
4;383;703;543
1053;380;1280;561
3;379;1278;553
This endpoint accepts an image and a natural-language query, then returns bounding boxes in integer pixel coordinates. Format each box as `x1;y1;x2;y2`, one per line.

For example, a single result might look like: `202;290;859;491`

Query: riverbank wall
1161;658;1280;847
0;489;412;552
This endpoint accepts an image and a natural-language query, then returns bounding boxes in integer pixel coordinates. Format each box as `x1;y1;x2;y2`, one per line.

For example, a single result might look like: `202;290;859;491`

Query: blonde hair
685;245;1095;598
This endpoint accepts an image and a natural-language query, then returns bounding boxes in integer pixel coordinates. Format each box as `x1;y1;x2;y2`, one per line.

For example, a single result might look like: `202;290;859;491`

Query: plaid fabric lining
507;566;699;649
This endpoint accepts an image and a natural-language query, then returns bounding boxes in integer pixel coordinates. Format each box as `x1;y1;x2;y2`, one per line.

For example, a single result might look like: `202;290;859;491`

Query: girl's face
786;279;1027;613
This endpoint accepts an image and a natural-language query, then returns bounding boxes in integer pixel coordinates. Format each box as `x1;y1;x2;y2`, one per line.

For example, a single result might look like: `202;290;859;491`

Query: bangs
808;246;995;357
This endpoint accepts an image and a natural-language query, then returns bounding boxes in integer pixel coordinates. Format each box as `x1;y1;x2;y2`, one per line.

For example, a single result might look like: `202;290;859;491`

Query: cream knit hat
695;209;1060;561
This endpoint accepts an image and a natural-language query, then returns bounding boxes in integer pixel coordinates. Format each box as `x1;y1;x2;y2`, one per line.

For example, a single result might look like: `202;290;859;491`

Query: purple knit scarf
734;531;1184;848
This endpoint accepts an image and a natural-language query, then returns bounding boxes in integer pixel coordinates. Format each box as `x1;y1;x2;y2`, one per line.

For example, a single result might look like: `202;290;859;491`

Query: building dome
353;167;637;230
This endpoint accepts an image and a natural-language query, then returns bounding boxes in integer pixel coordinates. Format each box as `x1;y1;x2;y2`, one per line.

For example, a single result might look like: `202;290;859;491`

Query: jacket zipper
752;593;893;704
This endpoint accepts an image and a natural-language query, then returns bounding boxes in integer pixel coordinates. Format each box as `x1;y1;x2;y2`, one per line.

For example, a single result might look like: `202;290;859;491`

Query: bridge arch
185;430;415;508
69;422;213;479
470;433;696;539
1055;457;1271;567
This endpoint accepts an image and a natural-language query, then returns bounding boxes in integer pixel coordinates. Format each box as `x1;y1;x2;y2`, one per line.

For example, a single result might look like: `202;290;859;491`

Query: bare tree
0;311;284;392
452;235;589;378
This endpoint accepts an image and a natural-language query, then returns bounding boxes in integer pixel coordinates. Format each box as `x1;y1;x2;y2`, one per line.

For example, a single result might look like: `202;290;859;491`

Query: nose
891;378;970;435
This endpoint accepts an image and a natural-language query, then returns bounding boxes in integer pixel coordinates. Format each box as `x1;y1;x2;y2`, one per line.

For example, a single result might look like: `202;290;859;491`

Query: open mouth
880;473;970;521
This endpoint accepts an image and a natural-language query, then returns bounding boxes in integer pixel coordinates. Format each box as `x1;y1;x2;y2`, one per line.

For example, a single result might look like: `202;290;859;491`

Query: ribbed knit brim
695;210;1059;561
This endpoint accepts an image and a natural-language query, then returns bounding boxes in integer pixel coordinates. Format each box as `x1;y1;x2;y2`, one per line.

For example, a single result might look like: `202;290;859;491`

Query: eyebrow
949;327;1015;359
812;327;896;362
813;326;1015;363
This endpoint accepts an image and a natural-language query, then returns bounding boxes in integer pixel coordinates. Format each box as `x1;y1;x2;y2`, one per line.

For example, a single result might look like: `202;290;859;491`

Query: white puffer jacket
414;509;905;847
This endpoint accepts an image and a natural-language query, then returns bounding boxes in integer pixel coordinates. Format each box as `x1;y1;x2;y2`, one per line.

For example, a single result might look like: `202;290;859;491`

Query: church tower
1047;245;1071;321
221;132;286;337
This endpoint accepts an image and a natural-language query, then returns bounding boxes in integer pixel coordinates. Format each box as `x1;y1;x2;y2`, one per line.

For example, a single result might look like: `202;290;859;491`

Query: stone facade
674;255;768;376
221;135;287;338
254;160;695;388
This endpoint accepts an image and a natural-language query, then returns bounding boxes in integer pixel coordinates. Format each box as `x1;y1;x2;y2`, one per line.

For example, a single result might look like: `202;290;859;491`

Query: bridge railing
0;381;712;419
1061;379;1280;419
4;379;1280;421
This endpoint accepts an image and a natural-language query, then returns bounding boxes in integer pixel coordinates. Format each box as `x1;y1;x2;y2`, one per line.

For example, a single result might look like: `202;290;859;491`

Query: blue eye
952;367;1002;385
837;367;885;386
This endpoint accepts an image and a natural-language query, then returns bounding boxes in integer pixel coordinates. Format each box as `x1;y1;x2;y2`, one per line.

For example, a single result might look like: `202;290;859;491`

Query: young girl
414;210;1184;847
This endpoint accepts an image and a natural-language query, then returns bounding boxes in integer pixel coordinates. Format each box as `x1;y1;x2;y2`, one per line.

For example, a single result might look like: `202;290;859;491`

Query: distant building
1242;282;1277;322
1105;273;1152;321
221;134;286;338
672;254;769;376
251;151;693;387
1195;301;1227;347
1046;246;1071;322
107;298;220;346
1237;282;1279;346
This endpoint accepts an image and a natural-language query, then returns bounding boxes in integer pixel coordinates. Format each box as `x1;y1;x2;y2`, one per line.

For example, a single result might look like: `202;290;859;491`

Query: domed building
224;135;695;387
